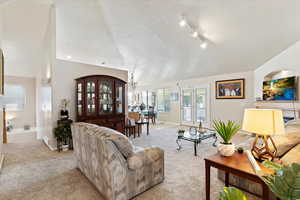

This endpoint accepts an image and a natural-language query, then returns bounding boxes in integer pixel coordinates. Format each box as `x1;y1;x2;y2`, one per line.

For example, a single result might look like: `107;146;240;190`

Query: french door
181;87;208;126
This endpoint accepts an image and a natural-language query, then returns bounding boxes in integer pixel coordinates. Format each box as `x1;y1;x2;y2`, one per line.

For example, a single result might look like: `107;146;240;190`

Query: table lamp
242;109;285;161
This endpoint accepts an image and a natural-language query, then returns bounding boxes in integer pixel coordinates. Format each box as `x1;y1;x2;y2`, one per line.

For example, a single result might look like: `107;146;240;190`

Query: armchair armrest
128;147;164;170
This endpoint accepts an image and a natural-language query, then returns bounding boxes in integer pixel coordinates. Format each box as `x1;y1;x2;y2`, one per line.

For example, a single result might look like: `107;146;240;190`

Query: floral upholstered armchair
71;122;164;200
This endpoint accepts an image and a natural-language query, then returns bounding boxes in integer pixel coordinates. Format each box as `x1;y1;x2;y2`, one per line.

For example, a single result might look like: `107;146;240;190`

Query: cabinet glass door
99;80;113;114
77;82;83;116
116;82;124;114
86;80;96;115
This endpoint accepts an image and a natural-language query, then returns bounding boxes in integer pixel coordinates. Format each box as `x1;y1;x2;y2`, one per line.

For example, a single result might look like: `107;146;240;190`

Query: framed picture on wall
0;49;4;96
216;79;245;99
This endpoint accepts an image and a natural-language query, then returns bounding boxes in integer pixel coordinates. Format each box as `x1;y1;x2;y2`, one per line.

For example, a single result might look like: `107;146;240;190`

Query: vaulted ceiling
1;0;300;85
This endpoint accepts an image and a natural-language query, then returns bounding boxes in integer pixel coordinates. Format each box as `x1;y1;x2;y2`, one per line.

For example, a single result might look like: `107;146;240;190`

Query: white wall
50;59;128;148
139;71;254;126
36;5;55;146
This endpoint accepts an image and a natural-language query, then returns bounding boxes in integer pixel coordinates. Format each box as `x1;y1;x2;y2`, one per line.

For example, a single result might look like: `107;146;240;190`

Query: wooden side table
204;153;274;200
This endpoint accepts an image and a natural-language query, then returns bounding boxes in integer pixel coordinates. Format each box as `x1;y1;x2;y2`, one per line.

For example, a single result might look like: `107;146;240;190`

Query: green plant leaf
262;160;283;171
260;162;300;200
212;120;241;144
219;187;248;200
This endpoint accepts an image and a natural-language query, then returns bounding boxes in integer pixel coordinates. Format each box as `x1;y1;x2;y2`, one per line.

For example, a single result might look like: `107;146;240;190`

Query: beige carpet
0;124;260;200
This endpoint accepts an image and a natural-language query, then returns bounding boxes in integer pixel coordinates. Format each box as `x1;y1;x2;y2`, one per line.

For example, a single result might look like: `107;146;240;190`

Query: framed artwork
216;79;245;99
0;49;3;96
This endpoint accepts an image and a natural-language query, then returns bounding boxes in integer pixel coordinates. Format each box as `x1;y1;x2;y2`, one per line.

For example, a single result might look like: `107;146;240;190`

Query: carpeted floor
0;124;260;200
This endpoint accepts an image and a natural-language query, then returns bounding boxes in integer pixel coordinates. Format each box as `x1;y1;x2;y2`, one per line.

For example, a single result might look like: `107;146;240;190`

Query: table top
205;153;274;176
179;130;216;141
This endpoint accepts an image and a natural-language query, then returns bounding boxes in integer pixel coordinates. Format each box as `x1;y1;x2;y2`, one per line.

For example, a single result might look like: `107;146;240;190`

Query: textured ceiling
2;0;300;84
0;0;52;77
96;0;300;85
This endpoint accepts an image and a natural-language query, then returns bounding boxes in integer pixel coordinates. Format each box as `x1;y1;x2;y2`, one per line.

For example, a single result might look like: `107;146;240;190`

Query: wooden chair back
128;112;140;121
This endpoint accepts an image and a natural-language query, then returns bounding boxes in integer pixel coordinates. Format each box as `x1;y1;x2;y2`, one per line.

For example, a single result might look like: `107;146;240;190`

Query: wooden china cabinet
75;75;126;133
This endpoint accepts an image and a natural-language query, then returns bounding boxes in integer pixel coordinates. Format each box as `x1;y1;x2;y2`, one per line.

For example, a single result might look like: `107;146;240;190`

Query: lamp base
251;135;277;161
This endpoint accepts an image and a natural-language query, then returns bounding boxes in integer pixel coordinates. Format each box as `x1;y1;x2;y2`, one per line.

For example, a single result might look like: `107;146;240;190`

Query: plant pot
218;143;235;157
62;144;69;152
178;131;185;137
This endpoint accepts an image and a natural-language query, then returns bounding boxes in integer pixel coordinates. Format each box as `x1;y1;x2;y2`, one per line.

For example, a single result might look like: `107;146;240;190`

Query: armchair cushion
128;147;163;170
281;143;300;165
270;131;300;157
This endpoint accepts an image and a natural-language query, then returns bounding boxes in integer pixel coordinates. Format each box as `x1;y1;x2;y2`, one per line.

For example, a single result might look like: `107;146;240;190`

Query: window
141;91;147;105
182;89;193;122
157;89;170;112
3;84;26;111
181;87;208;124
128;92;133;106
195;88;207;122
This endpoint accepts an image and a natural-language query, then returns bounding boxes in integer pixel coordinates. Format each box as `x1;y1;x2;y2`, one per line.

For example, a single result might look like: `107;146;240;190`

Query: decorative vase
60;110;69;120
218;143;235;156
178;131;185;137
237;147;244;154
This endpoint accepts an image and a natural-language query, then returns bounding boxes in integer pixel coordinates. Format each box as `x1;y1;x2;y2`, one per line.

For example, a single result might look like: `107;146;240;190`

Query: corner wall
254;40;300;117
36;5;55;147
254;40;300;99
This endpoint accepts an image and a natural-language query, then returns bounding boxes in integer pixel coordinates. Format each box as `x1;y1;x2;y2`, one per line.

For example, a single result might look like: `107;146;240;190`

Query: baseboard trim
0;153;4;173
43;136;57;151
158;121;180;126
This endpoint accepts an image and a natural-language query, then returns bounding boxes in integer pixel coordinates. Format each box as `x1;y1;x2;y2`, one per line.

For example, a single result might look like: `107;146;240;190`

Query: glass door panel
86;81;96;115
182;89;193;122
99;80;113;114
116;83;123;113
77;82;83;116
195;88;206;122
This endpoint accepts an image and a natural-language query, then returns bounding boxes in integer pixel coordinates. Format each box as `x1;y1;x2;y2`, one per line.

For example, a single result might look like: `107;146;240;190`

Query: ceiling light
179;19;187;27
200;42;207;49
192;31;199;38
67;55;72;59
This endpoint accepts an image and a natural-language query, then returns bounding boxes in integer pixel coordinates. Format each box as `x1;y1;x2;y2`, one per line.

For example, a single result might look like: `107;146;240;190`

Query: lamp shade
242;109;285;136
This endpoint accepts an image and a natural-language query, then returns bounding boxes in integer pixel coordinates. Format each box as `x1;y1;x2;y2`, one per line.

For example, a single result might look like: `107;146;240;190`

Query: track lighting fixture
179;15;208;49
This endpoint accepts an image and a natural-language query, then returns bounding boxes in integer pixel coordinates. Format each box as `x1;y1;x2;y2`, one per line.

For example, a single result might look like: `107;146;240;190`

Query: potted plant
219;187;248;200
219;162;300;200
212;120;240;157
54;125;72;151
177;129;185;137
260;161;300;200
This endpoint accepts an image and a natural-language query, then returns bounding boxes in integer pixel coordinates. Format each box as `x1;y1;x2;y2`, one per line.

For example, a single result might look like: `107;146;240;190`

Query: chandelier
129;72;137;91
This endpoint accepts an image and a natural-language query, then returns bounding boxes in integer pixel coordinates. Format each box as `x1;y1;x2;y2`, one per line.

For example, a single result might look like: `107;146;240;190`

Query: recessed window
3;84;26;111
157;89;170;112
